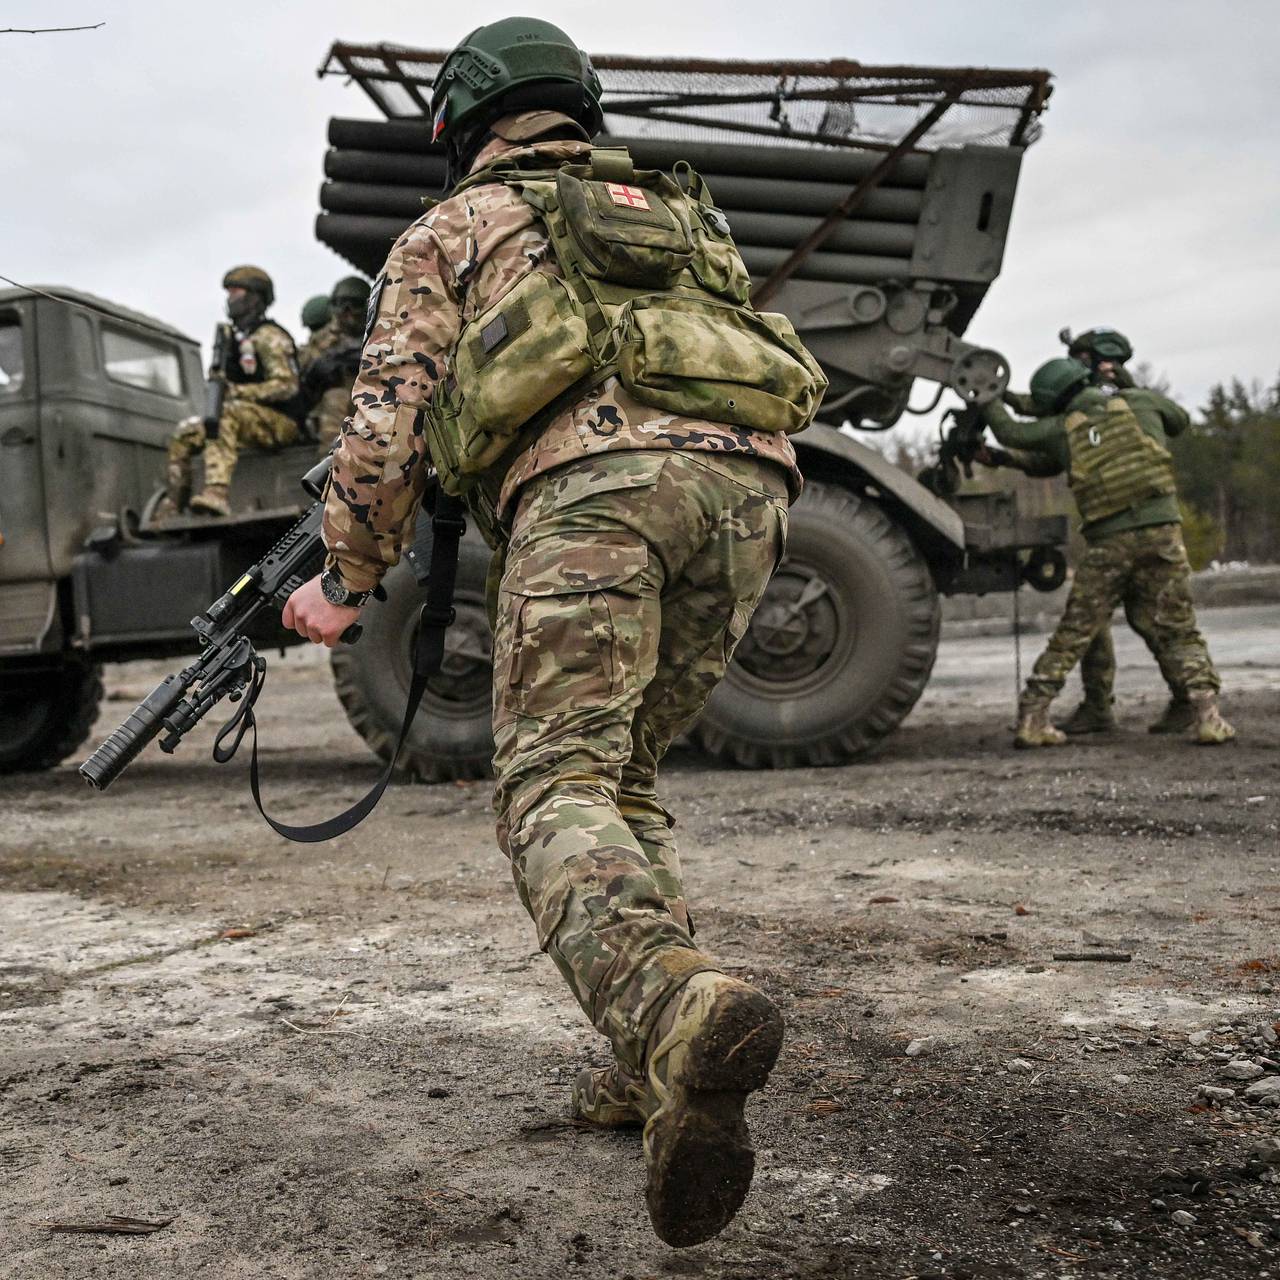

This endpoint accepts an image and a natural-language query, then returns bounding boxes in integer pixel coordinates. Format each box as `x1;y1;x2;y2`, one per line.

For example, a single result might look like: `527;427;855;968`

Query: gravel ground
1;609;1278;1279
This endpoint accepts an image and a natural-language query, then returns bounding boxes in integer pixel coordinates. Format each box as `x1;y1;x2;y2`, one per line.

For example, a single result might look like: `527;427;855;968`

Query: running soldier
282;17;826;1246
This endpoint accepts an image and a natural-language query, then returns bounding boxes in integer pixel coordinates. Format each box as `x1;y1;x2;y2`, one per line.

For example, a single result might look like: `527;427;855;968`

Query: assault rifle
79;458;351;793
79;461;466;842
203;322;233;435
301;336;362;402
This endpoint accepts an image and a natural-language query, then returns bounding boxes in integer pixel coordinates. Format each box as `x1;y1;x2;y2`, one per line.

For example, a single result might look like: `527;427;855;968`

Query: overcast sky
3;0;1276;418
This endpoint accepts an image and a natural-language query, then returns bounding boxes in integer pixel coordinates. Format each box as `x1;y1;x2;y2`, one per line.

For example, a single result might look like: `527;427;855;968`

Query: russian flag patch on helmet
432;100;448;143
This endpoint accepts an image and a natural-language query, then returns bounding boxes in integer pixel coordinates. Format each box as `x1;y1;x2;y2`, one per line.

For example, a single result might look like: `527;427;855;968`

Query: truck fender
793;423;965;579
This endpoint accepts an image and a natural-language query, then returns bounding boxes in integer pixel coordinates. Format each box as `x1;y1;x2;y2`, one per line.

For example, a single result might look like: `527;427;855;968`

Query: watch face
321;572;346;605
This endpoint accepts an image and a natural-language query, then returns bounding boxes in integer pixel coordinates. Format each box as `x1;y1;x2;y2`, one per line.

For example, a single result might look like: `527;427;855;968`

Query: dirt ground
2;608;1279;1280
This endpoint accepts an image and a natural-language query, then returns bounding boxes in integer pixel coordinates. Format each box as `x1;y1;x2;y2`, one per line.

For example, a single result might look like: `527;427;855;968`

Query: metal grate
319;45;1051;154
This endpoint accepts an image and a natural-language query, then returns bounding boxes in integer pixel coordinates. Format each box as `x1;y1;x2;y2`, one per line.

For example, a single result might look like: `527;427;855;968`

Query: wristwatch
320;567;373;608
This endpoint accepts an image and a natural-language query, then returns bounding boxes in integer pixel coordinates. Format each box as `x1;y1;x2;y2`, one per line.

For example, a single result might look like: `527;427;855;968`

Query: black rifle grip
340;623;362;645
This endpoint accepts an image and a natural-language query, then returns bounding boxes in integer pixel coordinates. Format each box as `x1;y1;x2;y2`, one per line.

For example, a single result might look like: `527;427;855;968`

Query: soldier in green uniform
299;276;369;451
997;328;1140;735
281;18;826;1246
157;266;303;519
299;294;332;363
982;357;1234;748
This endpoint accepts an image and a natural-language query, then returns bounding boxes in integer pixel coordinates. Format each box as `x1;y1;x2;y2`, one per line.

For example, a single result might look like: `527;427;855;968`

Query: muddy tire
697;480;939;767
0;658;104;774
329;544;494;783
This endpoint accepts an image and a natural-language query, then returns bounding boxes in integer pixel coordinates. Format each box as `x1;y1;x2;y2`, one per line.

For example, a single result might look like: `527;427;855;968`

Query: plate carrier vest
1065;390;1178;525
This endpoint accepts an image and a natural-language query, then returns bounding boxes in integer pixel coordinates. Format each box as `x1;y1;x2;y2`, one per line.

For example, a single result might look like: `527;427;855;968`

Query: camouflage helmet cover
222;265;274;308
430;17;604;145
301;294;332;330
330;275;371;307
1030;357;1093;414
1063;326;1134;365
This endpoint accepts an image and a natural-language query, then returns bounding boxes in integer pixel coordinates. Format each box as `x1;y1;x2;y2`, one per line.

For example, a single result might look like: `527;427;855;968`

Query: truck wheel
0;658;104;773
697;480;939;767
329;546;494;782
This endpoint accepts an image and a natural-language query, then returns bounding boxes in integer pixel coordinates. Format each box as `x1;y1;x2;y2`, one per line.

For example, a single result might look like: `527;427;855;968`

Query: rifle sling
244;492;467;843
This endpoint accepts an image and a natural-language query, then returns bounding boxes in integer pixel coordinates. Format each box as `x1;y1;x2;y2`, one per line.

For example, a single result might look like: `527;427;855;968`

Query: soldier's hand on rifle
283;575;361;648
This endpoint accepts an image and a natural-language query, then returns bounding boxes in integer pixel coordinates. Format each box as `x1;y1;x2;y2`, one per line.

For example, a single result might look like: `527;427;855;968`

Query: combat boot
152;493;183;521
1147;696;1194;735
1059;698;1117;736
571;1062;646;1129
1015;702;1067;748
189;485;231;518
1189;691;1235;745
640;971;783;1248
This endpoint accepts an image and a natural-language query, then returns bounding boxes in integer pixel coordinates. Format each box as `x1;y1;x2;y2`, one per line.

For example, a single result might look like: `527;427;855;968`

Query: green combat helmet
222;265;274;308
430;17;604;185
302;294;331;332
1060;326;1134;366
1030;357;1093;414
329;276;370;308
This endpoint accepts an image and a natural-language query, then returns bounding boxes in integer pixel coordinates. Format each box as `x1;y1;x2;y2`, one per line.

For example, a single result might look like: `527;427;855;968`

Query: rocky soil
2;629;1278;1279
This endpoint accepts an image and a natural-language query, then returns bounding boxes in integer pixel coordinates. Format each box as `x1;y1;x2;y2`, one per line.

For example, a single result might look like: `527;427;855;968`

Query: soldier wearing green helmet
300;295;332;353
299;276;371;449
981;356;1233;748
157;266;304;519
283;16;826;1246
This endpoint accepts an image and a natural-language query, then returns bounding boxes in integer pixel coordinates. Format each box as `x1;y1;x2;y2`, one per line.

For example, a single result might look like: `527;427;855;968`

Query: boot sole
644;986;784;1248
1061;722;1116;736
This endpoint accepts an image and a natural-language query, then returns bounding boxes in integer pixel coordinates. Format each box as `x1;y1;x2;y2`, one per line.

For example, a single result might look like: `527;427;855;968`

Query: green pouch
556;153;693;289
617;295;827;434
447;269;595;476
674;164;753;306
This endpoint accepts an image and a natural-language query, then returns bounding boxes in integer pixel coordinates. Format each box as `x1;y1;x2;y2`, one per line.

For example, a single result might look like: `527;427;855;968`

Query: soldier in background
994;327;1198;736
299;294;332;361
158;266;303;519
299;276;368;451
983;357;1233;748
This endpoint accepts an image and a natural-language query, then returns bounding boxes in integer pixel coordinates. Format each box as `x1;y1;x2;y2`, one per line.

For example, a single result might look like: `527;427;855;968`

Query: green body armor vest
1064;392;1178;525
423;146;827;496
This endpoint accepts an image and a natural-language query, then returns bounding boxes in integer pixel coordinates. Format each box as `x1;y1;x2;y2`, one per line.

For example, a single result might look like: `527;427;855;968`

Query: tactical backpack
423;146;827;496
1065;391;1177;524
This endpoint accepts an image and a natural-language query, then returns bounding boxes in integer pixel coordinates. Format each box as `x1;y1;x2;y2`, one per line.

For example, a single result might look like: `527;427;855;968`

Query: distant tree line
1166;375;1280;567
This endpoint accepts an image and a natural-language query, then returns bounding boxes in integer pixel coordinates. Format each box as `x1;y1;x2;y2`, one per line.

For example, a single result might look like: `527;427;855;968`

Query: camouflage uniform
1022;523;1214;705
167;321;300;495
1002;391;1115;716
322;114;801;1073
983;388;1221;709
300;313;364;452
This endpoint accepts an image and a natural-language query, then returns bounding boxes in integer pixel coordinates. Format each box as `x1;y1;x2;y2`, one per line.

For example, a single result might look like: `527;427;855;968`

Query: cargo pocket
501;534;651;720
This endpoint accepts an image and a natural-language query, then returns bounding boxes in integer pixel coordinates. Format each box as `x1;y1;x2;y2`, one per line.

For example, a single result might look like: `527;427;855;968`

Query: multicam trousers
492;450;789;1075
167;401;298;493
1079;627;1115;705
1025;523;1220;707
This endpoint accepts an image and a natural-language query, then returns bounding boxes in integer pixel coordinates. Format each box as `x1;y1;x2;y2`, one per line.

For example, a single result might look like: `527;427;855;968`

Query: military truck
0;286;324;773
0;51;1066;778
311;48;1066;775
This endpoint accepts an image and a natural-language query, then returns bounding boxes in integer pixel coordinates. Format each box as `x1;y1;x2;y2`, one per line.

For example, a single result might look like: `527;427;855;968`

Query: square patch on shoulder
605;183;650;211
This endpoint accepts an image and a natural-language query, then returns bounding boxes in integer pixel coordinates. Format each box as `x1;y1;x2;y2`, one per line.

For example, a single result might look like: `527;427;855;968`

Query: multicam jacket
322;112;802;594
